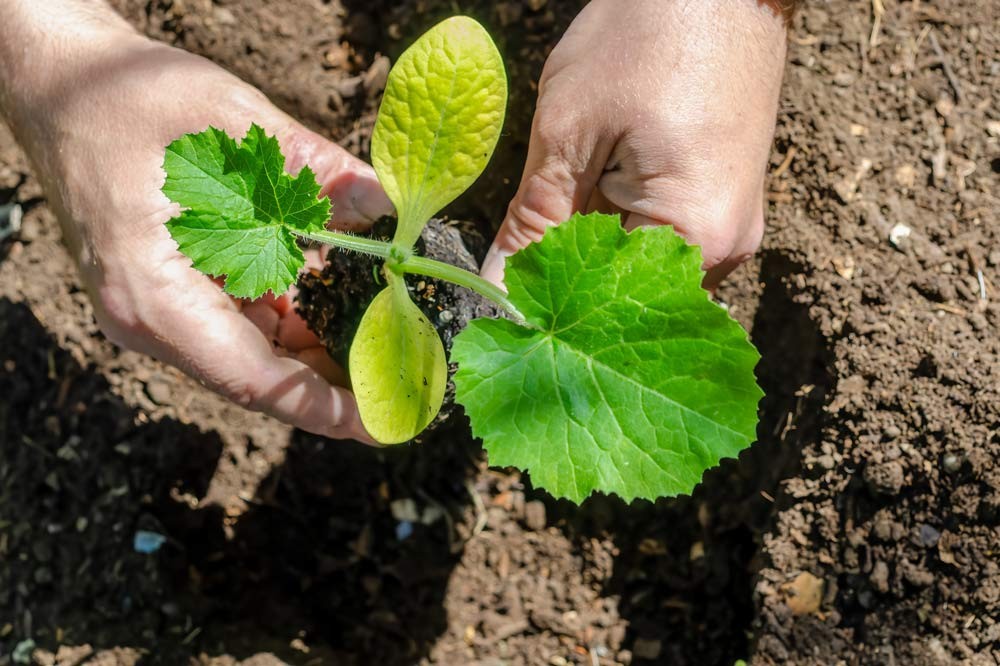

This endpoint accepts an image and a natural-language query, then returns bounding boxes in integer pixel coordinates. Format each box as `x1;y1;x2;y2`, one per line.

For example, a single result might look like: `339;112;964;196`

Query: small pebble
864;460;905;496
833;70;856;87
888;223;911;249
395;520;414;541
942;453;962;474
0;202;22;241
816;454;835;470
523;500;547;531
133;530;167;554
919;524;941;547
144;377;172;406
213;6;237;25
12;639;35;665
633;637;662;660
31;541;52;563
884;424;901;439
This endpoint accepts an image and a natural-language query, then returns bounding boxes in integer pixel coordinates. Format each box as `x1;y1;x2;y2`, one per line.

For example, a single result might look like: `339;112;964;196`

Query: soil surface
1;1;998;665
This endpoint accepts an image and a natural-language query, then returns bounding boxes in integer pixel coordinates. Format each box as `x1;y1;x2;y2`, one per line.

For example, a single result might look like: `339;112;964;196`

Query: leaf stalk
293;229;524;322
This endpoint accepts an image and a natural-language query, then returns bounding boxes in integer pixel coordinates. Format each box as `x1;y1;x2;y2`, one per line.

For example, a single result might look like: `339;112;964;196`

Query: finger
584;187;624;216
481;111;611;285
273;121;394;229
255;291;292;317
141;280;372;442
289;347;349;387
277;311;321;353
623;209;763;290
242;301;280;342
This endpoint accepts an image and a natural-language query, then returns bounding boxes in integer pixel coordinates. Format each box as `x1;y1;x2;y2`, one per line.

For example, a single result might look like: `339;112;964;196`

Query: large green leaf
350;273;448;444
162;124;330;299
371;16;507;249
452;213;762;502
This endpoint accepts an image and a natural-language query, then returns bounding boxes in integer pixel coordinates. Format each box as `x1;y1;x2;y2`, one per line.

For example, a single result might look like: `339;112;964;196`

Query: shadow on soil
0;243;832;666
0;295;480;665
0;298;225;661
531;250;836;665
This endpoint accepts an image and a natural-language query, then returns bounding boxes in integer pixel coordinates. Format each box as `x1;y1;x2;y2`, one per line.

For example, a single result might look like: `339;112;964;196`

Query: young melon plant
161;16;762;503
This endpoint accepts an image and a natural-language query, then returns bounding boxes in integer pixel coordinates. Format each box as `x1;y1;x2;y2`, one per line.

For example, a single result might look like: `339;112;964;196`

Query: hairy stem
398;256;523;323
294;229;399;260
293;229;524;322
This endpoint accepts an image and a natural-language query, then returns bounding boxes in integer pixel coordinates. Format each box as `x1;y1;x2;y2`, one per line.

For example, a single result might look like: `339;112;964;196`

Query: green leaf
371;16;507;249
162;124;331;299
350;273;448;444
452;213;762;503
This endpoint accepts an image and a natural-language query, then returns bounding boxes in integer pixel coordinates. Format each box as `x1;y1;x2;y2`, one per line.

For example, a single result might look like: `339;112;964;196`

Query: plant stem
399;256;524;323
293;229;524;322
294;229;396;260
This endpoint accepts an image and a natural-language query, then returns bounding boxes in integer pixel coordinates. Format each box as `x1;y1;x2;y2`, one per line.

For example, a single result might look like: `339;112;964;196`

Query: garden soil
0;0;997;665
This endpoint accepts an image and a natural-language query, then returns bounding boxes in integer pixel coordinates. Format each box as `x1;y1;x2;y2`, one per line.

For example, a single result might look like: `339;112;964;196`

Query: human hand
481;0;788;289
0;8;391;440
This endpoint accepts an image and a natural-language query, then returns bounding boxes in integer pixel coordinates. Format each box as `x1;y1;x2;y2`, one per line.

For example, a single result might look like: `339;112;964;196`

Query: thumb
273;120;394;230
481;114;608;285
136;281;373;442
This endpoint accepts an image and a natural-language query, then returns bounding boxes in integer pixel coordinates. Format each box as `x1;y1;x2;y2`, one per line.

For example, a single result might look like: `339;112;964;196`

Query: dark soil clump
296;218;502;428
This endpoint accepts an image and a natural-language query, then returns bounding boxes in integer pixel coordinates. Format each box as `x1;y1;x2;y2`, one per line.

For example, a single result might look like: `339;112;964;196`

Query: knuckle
92;285;142;350
698;209;762;270
275;124;320;174
227;381;258;411
743;211;766;255
531;113;576;154
506;175;564;243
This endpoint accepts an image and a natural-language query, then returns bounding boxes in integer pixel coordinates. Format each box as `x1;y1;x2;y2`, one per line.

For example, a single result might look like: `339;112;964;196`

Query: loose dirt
0;1;997;665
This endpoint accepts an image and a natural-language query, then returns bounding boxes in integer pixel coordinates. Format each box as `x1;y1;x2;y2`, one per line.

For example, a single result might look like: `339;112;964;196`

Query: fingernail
352;177;395;222
324;408;379;446
480;245;511;286
326;172;395;226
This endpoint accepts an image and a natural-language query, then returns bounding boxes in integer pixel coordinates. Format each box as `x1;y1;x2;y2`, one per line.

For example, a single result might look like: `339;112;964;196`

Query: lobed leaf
350;273;448;444
452;213;763;503
162;124;330;299
371;16;507;249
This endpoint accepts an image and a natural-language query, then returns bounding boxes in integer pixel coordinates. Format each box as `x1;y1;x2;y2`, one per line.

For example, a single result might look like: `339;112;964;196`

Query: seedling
161;17;762;502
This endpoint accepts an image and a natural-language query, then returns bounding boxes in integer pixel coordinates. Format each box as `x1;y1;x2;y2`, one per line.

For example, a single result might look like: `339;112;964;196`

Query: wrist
0;1;138;139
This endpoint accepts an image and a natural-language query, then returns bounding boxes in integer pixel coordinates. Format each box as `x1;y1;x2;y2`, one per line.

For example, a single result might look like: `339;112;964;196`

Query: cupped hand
11;30;392;440
482;0;788;289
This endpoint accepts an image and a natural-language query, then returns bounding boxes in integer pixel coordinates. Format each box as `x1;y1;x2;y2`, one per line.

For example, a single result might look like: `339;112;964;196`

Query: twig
928;30;962;102
870;0;885;49
772;146;797;179
964;245;988;302
464;479;488;539
934;303;967;316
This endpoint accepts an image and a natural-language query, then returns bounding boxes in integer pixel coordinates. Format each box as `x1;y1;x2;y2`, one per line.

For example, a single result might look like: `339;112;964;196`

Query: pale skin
0;0;788;439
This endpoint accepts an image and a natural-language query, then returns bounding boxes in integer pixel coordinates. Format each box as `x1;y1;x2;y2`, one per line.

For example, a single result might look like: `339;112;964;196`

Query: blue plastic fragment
395;520;414;541
12;638;35;664
133;530;167;554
